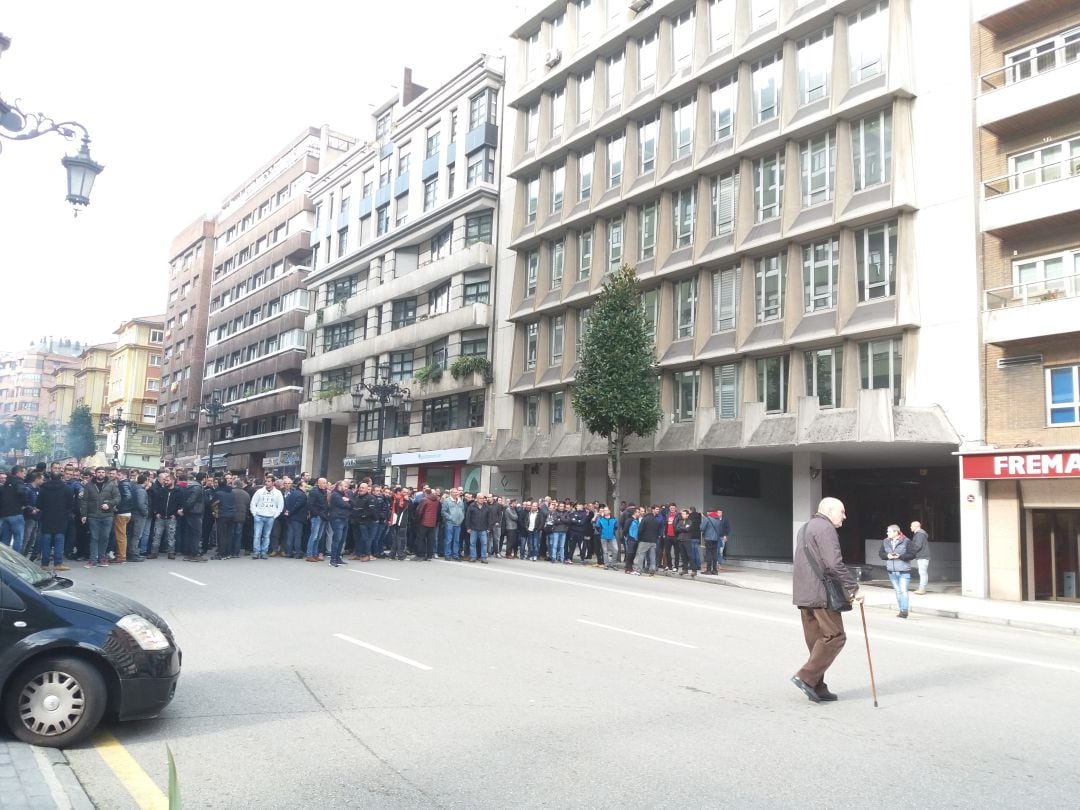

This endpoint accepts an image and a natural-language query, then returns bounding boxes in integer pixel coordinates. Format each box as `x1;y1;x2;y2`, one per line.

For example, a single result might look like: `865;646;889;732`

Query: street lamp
190;400;240;475
351;364;411;486
99;407;137;468
0;34;105;215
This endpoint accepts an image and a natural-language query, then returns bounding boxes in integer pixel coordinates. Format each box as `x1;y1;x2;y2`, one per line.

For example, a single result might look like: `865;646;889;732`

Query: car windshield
0;542;54;587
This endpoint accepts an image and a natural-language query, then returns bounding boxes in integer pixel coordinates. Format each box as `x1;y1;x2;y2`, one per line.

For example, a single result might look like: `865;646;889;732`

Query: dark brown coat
792;513;858;608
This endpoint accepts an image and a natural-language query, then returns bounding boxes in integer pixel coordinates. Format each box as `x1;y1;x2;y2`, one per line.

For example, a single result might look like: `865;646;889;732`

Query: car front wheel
4;656;108;748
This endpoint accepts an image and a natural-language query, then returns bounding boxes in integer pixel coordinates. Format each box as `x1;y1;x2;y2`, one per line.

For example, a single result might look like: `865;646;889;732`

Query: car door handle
12;621;27;628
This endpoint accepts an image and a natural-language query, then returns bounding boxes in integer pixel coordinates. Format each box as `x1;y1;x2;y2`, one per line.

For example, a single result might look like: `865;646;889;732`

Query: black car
0;543;181;747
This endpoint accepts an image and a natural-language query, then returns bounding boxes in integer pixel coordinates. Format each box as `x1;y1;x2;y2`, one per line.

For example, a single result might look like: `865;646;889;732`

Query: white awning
390;447;472;466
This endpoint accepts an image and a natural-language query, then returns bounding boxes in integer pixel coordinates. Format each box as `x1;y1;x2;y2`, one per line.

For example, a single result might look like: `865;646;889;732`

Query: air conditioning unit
629;0;652;12
545;49;562;68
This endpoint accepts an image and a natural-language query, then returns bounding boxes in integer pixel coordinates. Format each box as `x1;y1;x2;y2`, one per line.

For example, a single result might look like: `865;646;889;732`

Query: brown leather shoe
350;555;363;560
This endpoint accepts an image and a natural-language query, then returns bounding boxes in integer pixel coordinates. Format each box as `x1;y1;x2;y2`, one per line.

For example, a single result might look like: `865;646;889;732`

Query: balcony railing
985;272;1080;310
980;41;1080;92
983;156;1080;197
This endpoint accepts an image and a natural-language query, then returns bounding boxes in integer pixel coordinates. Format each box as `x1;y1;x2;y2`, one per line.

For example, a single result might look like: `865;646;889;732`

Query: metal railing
980;40;1080;92
984;271;1080;310
983;156;1080;197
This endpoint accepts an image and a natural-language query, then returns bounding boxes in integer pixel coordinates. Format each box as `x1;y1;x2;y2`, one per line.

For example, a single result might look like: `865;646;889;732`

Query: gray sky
0;0;523;352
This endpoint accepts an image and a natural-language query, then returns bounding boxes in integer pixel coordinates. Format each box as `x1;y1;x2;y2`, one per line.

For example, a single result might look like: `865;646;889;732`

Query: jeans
24;518;39;558
39;532;65;566
352;522;374;557
718;539;726;566
131;514;148;556
285;520;305;556
87;516;112;563
307;516;326;558
416;525;436;559
184;513;204;557
252;515;275;556
330;518;349;562
636;541;656;573
527;530;539;559
549;531;566;562
888;571;911;613
444;523;462;560
916;558;930;591
1;514;25;553
151;517;178;555
469;529;489;560
601;539;619;566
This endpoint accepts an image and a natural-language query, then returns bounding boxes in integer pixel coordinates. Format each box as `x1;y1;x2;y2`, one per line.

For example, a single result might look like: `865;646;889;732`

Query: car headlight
117;614;171;651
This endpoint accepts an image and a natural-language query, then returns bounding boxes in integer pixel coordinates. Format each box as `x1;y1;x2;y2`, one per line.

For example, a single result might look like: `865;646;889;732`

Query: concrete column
318;418;332;478
791;450;823;551
960;476;989;599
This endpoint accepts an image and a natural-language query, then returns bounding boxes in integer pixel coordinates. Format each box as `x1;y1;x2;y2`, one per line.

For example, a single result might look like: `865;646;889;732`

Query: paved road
48;557;1080;808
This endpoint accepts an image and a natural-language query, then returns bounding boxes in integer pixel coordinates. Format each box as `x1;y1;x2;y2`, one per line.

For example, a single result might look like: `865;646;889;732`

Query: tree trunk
607;430;623;513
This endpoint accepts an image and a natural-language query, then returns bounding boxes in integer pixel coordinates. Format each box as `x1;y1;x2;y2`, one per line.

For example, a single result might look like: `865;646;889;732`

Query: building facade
104;316;165;470
158;218;215;469
491;0;984;586
965;0;1080;601
200;127;354;479
0;341;81;431
299;58;505;489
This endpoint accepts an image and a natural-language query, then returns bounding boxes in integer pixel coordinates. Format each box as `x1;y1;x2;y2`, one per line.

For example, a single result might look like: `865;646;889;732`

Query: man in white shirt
250;476;284;559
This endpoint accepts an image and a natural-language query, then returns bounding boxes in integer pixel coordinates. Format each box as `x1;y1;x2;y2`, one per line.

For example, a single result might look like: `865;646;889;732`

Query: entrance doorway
1031;510;1080;601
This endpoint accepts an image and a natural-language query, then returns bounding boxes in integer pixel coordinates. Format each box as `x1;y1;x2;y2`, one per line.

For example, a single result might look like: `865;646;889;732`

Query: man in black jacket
180;473;207;562
150;473;184;559
36;473;73;571
0;466;30;553
349;482;377;561
464;494;492;563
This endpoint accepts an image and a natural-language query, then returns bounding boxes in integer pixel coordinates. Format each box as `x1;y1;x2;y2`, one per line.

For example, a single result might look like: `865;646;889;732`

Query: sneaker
98;561;109;568
128;555;145;562
914;589;927;595
55;564;70;571
480;559;489;564
330;559;339;567
83;562;96;568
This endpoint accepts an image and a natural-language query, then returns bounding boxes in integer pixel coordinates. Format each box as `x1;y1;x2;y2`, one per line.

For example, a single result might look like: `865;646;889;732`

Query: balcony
977;43;1080;136
981;157;1080;235
983;272;1080;344
305;240;496;332
298;391;354;426
303;302;492;376
976;0;1063;32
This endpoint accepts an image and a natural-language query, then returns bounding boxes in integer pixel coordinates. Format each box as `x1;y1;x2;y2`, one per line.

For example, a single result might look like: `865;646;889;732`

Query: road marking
168;571;206;586
333;633;433;671
578;618;698;649
93;730;168;810
347;568;400;581
478;566;1080;675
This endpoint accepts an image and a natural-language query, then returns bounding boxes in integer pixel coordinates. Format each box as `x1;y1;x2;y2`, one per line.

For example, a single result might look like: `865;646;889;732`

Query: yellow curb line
92;730;168;810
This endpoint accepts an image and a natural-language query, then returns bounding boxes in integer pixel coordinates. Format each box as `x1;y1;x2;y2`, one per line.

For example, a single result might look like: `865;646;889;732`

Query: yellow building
104;316;165;470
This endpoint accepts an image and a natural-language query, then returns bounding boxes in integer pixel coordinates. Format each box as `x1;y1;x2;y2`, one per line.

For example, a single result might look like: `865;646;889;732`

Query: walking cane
858;601;879;708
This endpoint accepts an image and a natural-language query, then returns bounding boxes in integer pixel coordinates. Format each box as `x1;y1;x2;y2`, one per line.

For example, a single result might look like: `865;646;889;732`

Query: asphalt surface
48;556;1080;809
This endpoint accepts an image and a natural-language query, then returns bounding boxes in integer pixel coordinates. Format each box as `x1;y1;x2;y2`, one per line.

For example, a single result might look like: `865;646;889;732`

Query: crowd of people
0;462;735;577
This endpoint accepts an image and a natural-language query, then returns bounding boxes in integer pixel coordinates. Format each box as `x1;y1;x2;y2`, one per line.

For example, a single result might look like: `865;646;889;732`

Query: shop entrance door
1032;510;1080;601
422;467;456;491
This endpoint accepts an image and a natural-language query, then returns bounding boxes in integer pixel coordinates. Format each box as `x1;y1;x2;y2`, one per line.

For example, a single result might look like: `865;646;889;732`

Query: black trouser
184;513;204;556
660;536;675;568
392;525;408;559
703;540;718;572
202;512;215;551
567;533;584;561
416;525;435;559
504;529;519;557
215;518;235;556
623;540;638;572
679;538;698;572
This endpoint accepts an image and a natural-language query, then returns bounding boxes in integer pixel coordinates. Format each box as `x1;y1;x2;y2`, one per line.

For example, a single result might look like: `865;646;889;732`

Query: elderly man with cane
791;497;863;703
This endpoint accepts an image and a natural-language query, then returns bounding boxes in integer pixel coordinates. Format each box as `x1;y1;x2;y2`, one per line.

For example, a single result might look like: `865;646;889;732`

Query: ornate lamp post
190;401;240;475
0;33;105;214
351;365;411;486
99;407;137;468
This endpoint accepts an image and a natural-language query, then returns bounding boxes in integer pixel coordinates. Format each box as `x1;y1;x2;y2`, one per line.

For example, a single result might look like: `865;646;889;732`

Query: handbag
799;524;852;613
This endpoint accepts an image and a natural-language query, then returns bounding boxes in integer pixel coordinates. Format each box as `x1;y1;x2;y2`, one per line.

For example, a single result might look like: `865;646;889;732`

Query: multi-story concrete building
963;0;1080;602
201;127;354;478
300;59;505;489
72;343;114;447
0;340;82;429
158;218;215;469
492;0;984;588
103;316;165;470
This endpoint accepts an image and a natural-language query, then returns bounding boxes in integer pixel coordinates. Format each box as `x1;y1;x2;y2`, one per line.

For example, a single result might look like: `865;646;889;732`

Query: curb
39;747;96;810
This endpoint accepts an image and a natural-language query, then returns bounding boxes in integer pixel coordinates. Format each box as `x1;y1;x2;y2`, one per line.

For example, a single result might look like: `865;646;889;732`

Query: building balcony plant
450;355;493;384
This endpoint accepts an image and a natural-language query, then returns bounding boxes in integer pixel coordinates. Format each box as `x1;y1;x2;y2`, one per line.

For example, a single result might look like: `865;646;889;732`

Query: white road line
578;618;698;649
347;568;400;581
333;633;433;671
169;571;207;586
478;565;1080;675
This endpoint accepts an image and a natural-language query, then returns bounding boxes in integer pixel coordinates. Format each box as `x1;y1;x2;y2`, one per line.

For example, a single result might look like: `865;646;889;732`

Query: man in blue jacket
282;477;308;559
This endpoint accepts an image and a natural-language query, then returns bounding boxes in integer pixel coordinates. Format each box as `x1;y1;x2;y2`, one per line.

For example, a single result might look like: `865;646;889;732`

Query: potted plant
449;356;493;383
413;363;443;385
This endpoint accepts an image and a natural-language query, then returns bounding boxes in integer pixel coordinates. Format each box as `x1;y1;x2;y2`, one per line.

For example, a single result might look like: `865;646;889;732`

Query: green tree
27;418;55;462
572;264;662;513
0;422;8;453
66;405;97;460
8;416;28;452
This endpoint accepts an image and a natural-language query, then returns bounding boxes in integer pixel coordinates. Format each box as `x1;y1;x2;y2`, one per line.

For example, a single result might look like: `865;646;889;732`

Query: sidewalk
0;740;95;810
698;563;1080;636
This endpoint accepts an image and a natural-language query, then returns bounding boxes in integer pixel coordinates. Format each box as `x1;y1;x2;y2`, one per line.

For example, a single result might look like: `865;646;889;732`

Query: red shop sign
962;451;1080;479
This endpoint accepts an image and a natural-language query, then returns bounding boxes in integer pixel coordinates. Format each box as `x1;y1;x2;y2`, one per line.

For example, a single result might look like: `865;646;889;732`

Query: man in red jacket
414;490;440;561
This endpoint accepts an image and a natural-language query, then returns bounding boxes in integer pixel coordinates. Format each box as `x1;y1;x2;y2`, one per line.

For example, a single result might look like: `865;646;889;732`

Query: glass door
1031;510;1080;601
